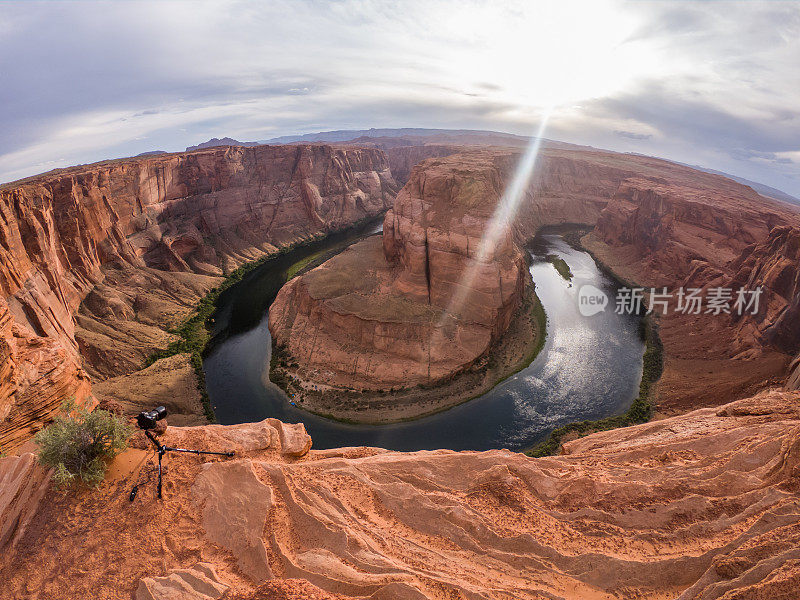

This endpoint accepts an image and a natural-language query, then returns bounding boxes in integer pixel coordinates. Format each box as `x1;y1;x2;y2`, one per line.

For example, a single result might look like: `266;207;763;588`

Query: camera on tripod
136;406;167;430
130;405;235;501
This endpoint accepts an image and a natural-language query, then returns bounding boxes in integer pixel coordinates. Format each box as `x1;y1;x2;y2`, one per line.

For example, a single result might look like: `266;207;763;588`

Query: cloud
0;0;798;198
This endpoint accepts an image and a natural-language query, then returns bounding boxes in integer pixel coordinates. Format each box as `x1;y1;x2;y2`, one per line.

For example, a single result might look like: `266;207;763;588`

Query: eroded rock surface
0;452;50;552
1;392;799;599
0;144;395;450
136;563;228;600
269;150;528;391
0;297;93;451
584;171;800;411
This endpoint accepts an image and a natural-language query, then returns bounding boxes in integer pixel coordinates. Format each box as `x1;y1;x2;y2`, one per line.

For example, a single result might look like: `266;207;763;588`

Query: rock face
583;170;800;411
270;144;800;409
269;150;528;390
0;298;93;451
0;144;396;450
1;391;799;599
0;452;51;552
135;563;228;600
383;144;461;185
728;225;800;355
788;353;800;391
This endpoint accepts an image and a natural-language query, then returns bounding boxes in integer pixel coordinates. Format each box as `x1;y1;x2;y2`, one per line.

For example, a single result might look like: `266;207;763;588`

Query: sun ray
431;112;551;351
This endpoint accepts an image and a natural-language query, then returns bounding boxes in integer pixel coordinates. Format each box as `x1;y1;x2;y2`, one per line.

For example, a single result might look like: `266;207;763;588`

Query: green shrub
35;400;131;488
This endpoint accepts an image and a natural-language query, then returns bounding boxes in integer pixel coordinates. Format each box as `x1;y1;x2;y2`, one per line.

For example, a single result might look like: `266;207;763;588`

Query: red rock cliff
269;150;528;391
2;389;799;599
0;144;396;450
584;170;800;412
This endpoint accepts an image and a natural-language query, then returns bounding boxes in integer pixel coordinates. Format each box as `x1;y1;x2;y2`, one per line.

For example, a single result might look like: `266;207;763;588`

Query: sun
429;0;657;110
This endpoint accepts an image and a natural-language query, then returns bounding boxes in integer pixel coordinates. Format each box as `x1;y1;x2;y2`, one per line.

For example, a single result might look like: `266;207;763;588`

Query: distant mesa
689;164;800;206
185;137;260;152
134;150;168;157
186;127;800;208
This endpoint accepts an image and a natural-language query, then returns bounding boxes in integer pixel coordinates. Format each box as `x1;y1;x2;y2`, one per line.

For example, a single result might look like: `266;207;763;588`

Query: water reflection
204;232;644;451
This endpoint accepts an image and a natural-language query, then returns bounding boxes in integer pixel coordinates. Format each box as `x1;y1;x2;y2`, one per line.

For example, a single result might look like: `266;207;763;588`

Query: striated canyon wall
584;165;800;412
0;144;396;450
0;298;93;451
271;144;800;416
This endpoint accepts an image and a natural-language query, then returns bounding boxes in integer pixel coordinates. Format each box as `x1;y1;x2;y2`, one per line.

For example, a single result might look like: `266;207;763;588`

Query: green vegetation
142;254;281;423
285;247;329;280
526;315;663;457
546;254;573;281
490;290;548;383
35;400;131;488
528;294;548;363
143;217;381;422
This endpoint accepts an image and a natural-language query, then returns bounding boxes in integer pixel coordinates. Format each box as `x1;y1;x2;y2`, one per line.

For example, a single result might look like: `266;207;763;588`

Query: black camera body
136;406;167;430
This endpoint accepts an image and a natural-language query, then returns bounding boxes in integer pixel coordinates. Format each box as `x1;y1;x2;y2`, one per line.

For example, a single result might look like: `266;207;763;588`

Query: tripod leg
157;452;163;499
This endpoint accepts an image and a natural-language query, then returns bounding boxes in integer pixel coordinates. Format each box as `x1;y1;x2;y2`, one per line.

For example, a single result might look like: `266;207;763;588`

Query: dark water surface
204;230;644;451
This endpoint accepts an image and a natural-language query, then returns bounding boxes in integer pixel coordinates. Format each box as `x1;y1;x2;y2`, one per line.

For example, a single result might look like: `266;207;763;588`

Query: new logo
578;285;608;316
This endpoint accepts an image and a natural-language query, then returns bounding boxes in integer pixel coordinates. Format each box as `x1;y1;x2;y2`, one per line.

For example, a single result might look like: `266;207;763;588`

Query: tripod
131;429;235;500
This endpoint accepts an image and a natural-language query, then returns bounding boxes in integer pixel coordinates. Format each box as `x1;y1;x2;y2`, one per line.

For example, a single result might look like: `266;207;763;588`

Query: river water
203;228;644;451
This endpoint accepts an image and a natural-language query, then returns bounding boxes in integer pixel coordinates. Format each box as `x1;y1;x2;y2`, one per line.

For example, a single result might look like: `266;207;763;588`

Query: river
203;227;644;451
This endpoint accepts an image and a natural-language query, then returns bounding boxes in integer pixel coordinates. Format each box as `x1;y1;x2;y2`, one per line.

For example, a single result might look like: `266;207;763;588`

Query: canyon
270;144;800;419
0;143;396;451
1;135;799;599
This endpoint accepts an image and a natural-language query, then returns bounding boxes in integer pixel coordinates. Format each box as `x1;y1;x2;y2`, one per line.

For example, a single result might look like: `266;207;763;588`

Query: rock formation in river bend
271;144;800;414
0;144;396;451
3;136;799;448
269;150;528;390
2;388;799;599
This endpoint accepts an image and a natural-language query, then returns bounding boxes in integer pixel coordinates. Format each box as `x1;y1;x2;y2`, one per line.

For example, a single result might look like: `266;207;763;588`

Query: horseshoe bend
1;131;799;597
268;145;800;422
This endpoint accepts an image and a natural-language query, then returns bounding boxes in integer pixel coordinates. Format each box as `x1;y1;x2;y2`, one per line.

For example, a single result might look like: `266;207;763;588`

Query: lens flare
431;112;551;345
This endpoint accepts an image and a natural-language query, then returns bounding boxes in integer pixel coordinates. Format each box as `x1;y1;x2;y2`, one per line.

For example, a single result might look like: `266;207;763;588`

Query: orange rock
135;563;228;600
3;391;800;599
0;452;50;552
0;144;396;449
269;150;528;390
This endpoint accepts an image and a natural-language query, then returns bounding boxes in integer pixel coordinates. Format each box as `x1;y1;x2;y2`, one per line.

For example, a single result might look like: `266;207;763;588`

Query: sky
1;0;799;196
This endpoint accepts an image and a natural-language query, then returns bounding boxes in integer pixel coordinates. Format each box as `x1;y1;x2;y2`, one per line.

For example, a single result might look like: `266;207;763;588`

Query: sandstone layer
1;389;799;599
271;144;800;416
269;150;529;395
0;144;396;451
583;169;800;412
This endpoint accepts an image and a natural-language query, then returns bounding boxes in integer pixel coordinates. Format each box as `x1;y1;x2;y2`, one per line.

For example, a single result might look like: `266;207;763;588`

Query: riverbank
268;279;548;424
142;215;386;422
525;228;664;457
526;314;663;456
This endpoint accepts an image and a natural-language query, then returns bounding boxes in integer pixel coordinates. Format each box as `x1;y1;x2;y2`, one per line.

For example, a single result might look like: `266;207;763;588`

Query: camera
136;406;167;430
